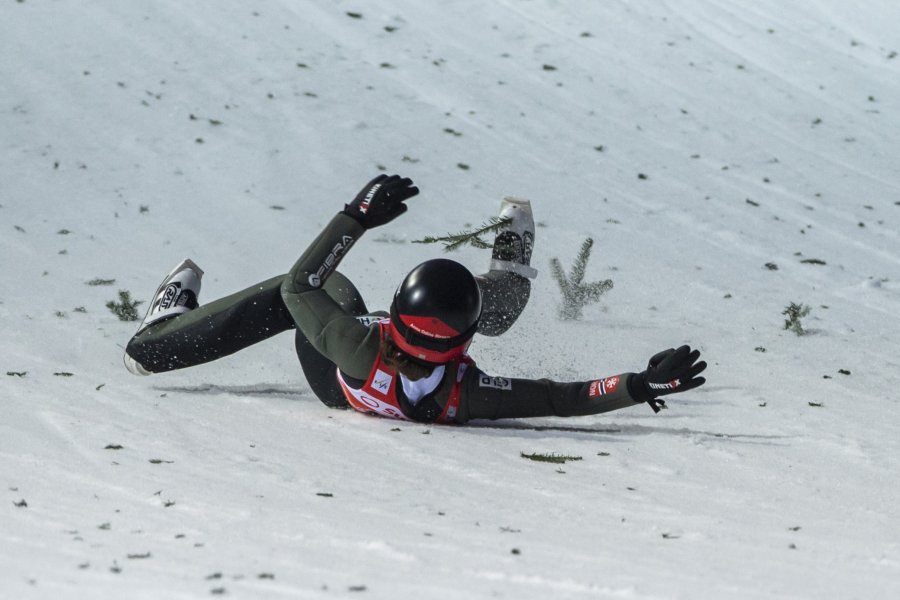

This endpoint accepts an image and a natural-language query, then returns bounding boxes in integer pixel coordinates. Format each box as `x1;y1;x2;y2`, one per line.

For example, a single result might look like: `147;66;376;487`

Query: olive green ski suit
126;212;645;423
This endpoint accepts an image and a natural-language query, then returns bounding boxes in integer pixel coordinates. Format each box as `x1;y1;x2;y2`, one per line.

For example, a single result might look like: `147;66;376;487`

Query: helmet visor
388;302;478;363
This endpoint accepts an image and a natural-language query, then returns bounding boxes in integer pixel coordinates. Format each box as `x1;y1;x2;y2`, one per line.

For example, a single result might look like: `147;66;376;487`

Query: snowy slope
2;0;900;598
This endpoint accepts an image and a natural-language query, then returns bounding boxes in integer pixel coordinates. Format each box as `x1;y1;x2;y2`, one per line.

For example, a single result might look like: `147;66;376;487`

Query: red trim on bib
337;321;472;424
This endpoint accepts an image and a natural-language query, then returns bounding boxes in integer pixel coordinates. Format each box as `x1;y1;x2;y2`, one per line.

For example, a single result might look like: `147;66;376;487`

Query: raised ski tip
133;257;204;336
502;196;532;207
174;258;204;278
490;196;537;279
499;197;534;223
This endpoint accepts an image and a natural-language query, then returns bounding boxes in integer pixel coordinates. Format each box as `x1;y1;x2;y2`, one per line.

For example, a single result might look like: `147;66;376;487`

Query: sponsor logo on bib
372;369;393;395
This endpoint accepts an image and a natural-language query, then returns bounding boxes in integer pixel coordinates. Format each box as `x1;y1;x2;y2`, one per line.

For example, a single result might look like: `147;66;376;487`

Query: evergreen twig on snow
783;302;812;335
106;290;143;322
412;217;512;252
550;238;613;320
520;452;583;464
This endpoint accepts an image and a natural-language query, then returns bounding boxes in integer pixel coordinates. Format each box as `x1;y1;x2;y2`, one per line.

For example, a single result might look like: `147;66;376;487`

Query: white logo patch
479;375;512;390
372;369;393;395
355;315;384;328
648;379;681;390
313;235;355;284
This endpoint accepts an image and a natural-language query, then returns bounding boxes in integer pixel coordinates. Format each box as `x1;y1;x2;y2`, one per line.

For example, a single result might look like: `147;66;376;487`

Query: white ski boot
489;197;537;279
123;258;203;376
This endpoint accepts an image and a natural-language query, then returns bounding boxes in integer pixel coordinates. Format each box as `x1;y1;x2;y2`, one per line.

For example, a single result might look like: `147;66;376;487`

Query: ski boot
490;197;537;279
123;258;203;376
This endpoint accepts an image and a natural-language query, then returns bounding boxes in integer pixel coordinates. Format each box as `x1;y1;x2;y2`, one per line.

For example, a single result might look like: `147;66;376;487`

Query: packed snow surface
2;1;899;598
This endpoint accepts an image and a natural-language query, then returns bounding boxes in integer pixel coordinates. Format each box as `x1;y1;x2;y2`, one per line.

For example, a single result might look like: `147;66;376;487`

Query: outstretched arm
455;345;707;422
280;175;419;378
457;370;638;421
283;174;419;294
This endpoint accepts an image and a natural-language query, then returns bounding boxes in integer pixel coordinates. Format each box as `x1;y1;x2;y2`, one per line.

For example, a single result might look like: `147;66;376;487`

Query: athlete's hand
344;174;419;229
629;345;707;412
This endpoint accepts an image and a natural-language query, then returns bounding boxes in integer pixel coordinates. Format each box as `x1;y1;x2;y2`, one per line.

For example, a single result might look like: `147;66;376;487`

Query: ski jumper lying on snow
123;174;707;424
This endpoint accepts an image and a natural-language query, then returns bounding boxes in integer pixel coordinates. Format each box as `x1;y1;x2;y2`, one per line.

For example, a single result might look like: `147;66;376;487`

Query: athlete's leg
125;274;294;373
476;271;531;337
293;271;369;409
294;334;350;408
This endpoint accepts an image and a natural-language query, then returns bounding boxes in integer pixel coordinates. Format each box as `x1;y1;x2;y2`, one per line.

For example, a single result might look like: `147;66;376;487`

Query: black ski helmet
388;259;482;362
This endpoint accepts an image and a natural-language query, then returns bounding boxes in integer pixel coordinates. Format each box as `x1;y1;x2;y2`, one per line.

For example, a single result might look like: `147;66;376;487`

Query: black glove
344;174;419;229
628;345;707;413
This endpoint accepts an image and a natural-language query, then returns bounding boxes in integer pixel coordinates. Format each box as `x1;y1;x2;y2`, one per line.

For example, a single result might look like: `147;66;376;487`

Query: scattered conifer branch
783;302;812;335
106;290;143;321
520;452;583;464
550;238;613;320
412;217;512;252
